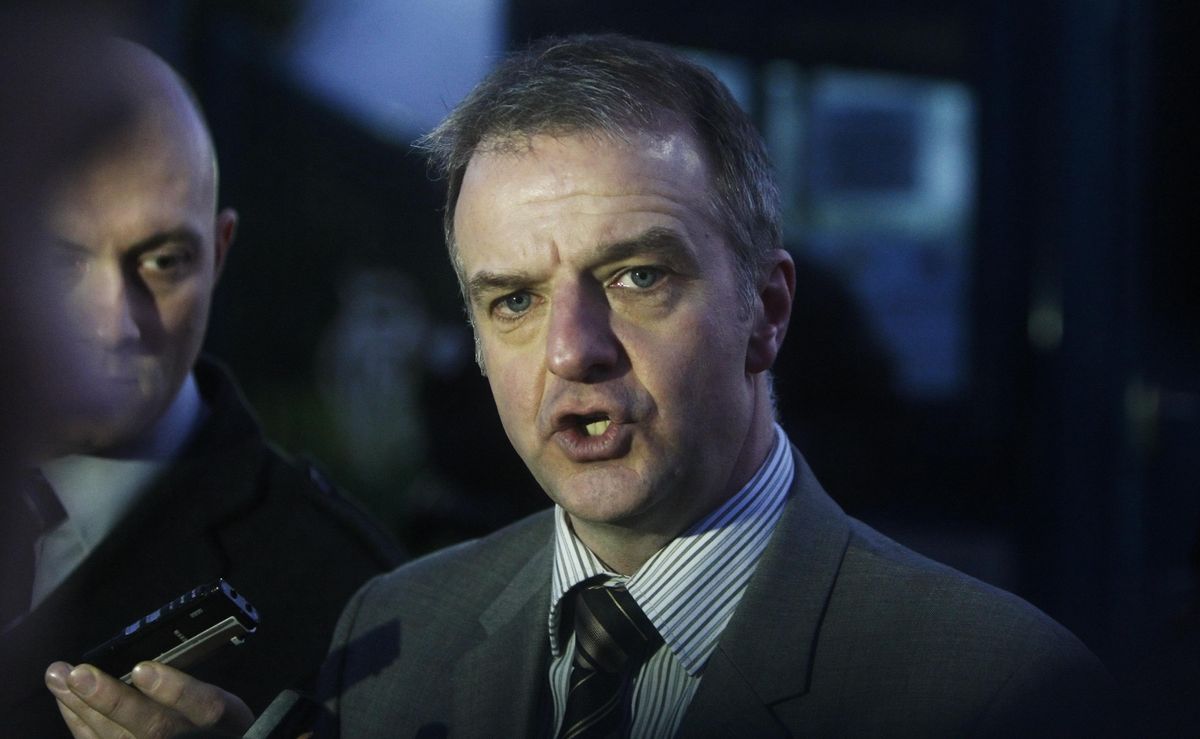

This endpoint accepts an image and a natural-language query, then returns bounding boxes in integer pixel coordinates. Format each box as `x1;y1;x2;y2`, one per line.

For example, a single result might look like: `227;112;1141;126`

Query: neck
567;518;674;575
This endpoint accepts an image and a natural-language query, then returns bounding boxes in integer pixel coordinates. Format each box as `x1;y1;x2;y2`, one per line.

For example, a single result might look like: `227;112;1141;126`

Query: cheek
155;284;211;353
486;359;541;445
628;312;748;411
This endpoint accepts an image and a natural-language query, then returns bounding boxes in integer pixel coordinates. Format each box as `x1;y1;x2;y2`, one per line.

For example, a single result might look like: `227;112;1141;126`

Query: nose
545;281;619;382
78;262;141;345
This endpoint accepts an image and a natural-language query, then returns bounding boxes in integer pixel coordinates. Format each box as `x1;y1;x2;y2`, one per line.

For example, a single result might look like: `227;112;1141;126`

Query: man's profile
0;40;402;738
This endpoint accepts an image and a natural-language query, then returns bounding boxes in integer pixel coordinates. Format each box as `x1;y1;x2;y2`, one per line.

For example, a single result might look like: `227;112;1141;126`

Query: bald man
0;42;402;737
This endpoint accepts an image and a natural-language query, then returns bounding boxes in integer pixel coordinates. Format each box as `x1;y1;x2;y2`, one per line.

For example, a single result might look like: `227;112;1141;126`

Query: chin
54;398;164;455
553;482;659;529
563;500;648;527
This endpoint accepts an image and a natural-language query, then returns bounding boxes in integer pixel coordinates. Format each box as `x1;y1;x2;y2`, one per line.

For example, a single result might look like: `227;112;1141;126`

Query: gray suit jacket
316;448;1108;737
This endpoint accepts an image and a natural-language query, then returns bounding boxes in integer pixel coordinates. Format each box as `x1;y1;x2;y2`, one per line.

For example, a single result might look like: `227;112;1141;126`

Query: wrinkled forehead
452;129;729;295
461;127;716;215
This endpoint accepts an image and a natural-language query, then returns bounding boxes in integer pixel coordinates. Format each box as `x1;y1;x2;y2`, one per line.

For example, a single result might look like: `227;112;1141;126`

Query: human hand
45;660;255;739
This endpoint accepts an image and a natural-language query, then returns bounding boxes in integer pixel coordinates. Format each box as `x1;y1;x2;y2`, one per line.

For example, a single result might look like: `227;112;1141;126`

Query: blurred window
285;0;505;139
672;51;978;400
766;65;977;400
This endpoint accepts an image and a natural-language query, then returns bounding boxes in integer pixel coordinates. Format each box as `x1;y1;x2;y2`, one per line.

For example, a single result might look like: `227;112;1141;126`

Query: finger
131;662;255;733
50;662;191;739
53;696;101;739
47;662;104;739
47;662;133;737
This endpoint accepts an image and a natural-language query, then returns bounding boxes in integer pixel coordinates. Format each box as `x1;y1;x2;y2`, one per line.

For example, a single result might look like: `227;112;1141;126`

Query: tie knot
570;581;662;674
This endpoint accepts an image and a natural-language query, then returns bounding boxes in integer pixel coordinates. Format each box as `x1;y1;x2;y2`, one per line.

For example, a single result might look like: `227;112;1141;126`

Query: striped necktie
557;580;663;739
0;471;66;628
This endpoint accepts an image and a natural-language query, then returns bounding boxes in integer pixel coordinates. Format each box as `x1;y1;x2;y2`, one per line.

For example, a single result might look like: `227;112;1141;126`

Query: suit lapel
677;447;850;737
453;535;554;738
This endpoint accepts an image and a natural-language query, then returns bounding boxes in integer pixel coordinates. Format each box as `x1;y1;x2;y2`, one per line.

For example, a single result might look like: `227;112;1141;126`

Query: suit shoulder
355;508;554;608
192;357;403;567
838;518;1090;653
785;517;1111;733
259;449;405;568
823;516;1108;711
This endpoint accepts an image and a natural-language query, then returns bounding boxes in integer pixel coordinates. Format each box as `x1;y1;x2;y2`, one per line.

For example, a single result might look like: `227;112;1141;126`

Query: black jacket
0;358;404;737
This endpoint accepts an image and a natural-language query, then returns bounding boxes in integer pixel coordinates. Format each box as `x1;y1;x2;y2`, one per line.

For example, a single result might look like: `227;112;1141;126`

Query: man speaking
49;35;1107;738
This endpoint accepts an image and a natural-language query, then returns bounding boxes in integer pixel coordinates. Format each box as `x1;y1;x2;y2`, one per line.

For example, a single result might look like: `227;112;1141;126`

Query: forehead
454;129;716;266
47;117;213;248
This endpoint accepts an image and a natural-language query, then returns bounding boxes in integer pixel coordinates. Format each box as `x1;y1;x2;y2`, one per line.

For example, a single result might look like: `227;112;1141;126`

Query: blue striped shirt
548;424;794;738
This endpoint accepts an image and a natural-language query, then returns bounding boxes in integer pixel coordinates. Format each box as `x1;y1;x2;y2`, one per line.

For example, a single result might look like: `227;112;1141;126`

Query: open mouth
581;415;612;437
552;411;630;462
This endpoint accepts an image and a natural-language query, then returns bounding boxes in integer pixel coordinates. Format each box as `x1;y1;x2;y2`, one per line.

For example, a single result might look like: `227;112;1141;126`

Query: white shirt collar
32;374;208;605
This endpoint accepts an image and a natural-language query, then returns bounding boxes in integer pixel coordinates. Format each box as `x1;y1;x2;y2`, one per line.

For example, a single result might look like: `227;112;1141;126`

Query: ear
213;208;239;279
746;249;795;374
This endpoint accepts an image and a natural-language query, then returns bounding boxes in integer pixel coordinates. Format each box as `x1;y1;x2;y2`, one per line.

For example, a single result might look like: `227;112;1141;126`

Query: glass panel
770;67;977;400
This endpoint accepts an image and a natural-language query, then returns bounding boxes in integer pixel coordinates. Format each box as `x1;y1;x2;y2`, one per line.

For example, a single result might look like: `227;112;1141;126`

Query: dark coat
0;359;404;737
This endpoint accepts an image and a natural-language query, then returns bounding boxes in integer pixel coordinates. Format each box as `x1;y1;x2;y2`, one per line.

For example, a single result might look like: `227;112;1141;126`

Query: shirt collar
549;424;794;675
40;373;208;549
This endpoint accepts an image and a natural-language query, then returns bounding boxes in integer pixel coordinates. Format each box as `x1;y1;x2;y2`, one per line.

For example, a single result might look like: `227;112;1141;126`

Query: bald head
44;41;238;455
95;39;220;209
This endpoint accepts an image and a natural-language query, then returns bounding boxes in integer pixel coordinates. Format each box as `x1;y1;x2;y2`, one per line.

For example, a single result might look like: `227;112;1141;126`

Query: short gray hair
418;33;782;311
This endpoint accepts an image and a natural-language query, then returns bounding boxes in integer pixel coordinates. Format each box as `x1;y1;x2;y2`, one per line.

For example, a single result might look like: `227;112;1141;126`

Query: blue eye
629;268;659;288
503;292;533;313
614;267;663;289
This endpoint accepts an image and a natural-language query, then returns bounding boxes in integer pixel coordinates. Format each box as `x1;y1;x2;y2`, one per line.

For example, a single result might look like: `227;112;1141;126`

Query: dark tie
557;580;663;739
0;471;66;627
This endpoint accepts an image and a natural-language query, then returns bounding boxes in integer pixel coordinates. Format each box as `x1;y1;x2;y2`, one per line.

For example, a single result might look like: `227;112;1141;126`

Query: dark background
109;0;1197;684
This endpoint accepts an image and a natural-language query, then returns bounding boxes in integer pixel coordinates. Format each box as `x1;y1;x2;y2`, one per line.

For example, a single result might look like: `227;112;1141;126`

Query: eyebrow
465;226;697;305
595;226;697;271
52;227;204;257
127;227;204;255
465;267;538;310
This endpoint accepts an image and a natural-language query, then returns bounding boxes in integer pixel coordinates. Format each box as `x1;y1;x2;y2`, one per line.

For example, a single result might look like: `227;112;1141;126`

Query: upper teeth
584;420;611;436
